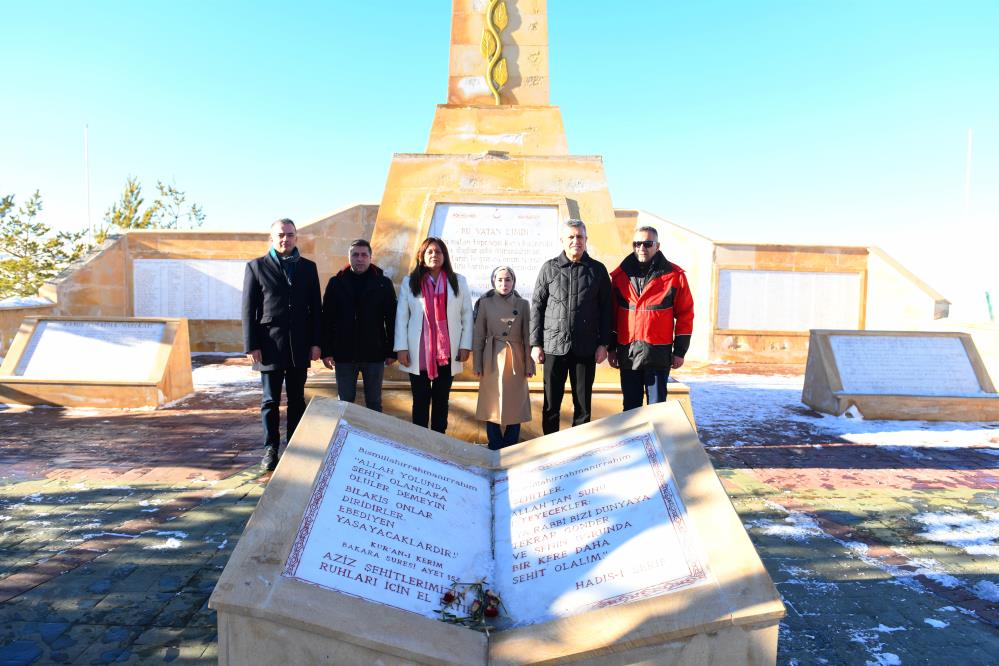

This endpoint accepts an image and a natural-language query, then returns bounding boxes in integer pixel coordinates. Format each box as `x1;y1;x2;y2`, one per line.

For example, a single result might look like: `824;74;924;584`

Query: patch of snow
972;580;999;602
913;511;999;557
924;618;948;628
147;537;183;550
936;605;957;612
192;363;257;388
876;625;906;633
745;512;825;541
149;530;189;539
211;489;231;498
0;295;53;308
217;538;228;550
81;532;138;539
685;372;999;449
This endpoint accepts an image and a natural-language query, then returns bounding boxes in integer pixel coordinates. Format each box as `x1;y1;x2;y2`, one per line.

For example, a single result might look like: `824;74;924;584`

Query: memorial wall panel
133;259;244;320
717;269;862;331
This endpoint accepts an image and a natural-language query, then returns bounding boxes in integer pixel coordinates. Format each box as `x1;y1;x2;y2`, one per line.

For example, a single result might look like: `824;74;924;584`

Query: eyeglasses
632;240;656;248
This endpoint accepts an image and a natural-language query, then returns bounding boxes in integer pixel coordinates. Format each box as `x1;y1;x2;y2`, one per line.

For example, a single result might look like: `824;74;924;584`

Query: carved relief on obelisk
447;0;550;106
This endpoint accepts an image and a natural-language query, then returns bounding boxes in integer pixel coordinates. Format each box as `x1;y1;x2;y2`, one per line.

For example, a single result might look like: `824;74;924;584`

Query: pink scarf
420;271;451;379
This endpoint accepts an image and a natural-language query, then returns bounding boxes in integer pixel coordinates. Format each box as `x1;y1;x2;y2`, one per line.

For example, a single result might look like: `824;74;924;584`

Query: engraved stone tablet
428;203;562;300
210;400;784;666
133;259;245;320
717;269;862;331
284;422;493;618
829;334;985;396
14;320;165;381
494;429;708;626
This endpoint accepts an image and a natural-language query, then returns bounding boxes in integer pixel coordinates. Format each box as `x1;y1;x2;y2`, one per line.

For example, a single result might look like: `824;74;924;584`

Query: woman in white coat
394;237;473;433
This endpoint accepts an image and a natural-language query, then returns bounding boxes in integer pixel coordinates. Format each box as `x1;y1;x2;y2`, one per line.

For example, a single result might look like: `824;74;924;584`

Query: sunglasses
632;240;656;248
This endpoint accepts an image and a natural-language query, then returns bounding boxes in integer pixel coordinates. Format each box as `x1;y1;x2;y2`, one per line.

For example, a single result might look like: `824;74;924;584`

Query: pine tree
96;177;205;242
0;191;86;299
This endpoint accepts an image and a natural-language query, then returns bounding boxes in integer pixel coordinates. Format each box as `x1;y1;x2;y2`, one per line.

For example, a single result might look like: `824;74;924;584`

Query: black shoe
261;446;279;472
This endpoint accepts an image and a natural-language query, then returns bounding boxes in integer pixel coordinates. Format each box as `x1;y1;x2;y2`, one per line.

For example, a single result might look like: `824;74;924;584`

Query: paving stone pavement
0;358;997;665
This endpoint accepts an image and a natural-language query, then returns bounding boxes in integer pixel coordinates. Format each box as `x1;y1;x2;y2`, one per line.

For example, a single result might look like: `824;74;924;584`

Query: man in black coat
242;218;322;471
320;239;397;412
531;219;612;434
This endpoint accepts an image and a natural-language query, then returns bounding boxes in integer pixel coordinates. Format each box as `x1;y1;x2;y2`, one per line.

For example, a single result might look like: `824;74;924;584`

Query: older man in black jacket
320;239;397;412
242;218;322;471
531;219;612;434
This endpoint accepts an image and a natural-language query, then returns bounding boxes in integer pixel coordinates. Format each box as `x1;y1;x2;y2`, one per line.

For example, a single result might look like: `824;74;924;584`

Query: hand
595;345;608;364
310;346;321;362
672;355;685;370
607;348;619;369
458;348;470;362
322;357;334;370
397;350;410;367
384;357;396;367
531;346;544;364
248;349;262;364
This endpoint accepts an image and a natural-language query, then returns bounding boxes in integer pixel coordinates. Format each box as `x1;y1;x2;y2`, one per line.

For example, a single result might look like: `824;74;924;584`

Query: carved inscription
428;203;562;300
717;269;862;331
830;335;985;396
133;259;244;320
284;424;492;618
15;320;165;381
493;431;709;626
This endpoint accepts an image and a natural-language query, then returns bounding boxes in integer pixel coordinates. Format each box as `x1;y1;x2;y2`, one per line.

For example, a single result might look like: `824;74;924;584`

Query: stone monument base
0;317;193;408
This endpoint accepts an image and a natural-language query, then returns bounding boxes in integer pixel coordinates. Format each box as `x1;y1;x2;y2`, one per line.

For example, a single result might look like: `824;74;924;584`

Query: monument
210;398;784;664
802;329;999;420
0;316;194;408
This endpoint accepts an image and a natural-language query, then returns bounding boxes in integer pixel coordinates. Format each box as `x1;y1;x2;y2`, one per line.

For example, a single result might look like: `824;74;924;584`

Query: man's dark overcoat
242;253;322;371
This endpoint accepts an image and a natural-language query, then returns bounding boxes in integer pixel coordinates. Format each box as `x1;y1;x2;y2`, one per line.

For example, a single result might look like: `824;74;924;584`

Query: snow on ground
191;362;257;388
683;372;999;448
913;511;999;557
0;295;53;308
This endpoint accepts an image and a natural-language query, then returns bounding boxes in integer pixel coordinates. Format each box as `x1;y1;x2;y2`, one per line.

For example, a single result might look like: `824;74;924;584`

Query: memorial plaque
717;269;862;331
211;400;784;666
494;429;708;626
14;320;165;381
829;334;985;396
282;421;707;628
133;259;244;320
284;422;493;618
428;203;562;300
802;330;999;421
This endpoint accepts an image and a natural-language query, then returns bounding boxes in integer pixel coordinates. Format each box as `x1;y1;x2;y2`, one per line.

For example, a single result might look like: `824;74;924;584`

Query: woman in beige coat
473;267;534;449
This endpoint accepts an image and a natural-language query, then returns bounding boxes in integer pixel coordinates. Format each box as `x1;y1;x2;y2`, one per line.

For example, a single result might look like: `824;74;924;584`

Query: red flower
484;605;499;618
442;591;456;604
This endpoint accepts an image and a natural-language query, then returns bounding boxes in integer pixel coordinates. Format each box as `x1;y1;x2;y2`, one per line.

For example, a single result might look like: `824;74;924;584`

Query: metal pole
84;124;92;243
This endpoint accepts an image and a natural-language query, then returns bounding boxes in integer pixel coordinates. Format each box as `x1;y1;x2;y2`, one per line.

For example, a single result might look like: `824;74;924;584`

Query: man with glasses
531;219;612;433
608;226;694;410
242;218;322;472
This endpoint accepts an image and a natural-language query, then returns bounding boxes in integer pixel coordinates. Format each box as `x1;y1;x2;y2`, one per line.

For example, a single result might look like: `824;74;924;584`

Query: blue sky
1;2;996;318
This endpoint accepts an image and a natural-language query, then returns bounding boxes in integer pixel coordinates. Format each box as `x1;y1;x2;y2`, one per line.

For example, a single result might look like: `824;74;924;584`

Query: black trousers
542;353;596;434
409;363;453;433
260;367;309;448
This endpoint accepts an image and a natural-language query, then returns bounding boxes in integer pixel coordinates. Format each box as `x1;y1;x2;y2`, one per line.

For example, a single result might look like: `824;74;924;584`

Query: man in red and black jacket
608;226;694;411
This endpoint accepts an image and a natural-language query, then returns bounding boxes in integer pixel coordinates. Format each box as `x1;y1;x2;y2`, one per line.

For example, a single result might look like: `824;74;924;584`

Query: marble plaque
829;335;985;396
14;320;165;381
717;269;862;331
132;259;244;320
284;422;493;618
428;203;562;300
493;429;709;626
